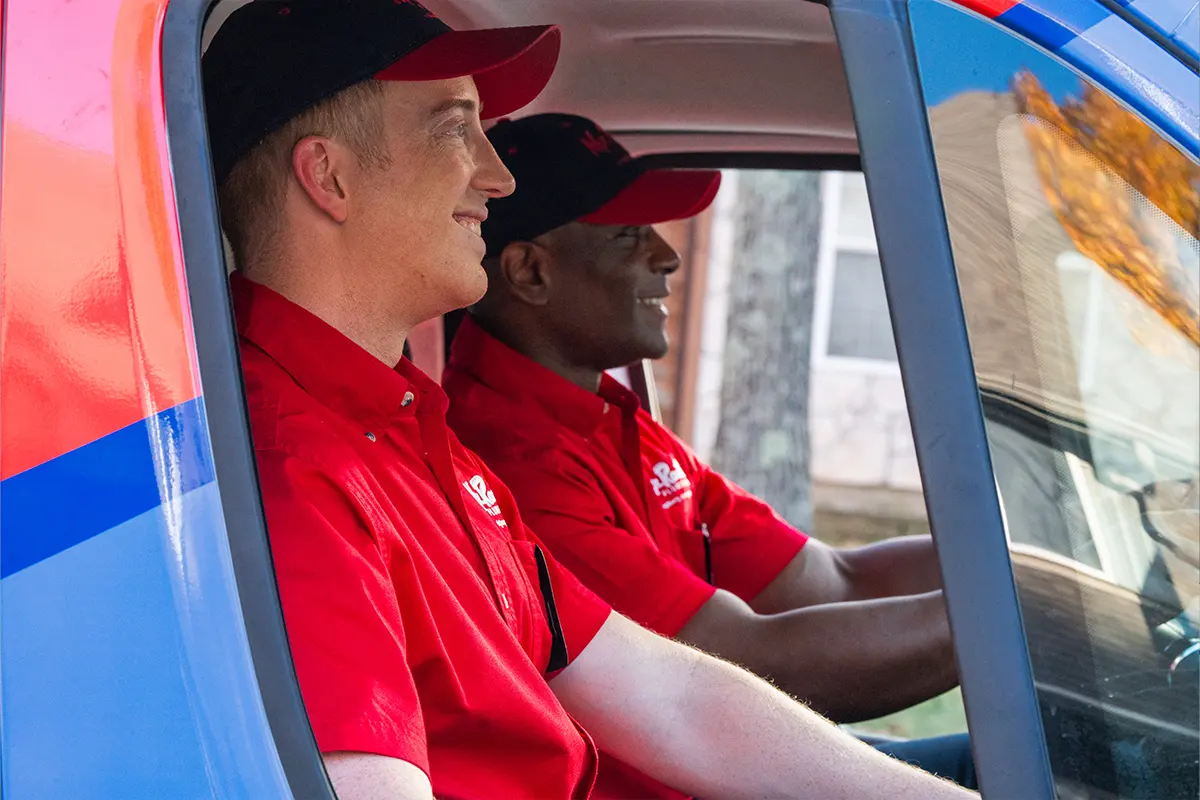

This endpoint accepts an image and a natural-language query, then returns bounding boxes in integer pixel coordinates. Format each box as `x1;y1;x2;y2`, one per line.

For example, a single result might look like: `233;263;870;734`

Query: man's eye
439;119;470;140
615;226;641;240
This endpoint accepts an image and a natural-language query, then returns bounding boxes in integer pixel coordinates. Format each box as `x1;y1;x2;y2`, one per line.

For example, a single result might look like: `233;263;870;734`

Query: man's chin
441;263;489;314
644;333;671;361
624;337;670;365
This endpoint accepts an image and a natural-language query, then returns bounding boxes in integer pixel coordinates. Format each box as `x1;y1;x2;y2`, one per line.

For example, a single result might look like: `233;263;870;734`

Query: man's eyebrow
428;98;479;119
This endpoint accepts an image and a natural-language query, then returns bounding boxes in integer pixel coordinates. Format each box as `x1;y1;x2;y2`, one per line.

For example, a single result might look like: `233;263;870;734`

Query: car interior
194;2;1199;799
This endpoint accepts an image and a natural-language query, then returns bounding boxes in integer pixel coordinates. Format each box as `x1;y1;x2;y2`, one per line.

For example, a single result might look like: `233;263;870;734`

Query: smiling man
443;113;976;795
205;3;976;799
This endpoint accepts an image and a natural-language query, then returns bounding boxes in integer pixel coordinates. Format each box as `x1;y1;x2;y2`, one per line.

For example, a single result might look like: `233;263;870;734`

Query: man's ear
291;135;351;223
498;241;552;307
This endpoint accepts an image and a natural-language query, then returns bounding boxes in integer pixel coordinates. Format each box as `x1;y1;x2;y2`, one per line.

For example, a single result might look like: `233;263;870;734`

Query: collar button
401;391;415;408
365;431;377;442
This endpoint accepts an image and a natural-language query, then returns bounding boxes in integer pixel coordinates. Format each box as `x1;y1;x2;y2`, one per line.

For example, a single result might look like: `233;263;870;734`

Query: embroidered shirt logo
650;458;693;510
464;475;508;528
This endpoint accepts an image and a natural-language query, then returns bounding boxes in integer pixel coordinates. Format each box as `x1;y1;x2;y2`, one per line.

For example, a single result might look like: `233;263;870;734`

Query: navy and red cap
203;0;561;184
482;113;721;257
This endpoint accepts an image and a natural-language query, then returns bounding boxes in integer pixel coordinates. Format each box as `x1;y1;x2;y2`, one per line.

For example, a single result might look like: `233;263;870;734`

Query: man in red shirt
205;4;976;799
444;114;976;791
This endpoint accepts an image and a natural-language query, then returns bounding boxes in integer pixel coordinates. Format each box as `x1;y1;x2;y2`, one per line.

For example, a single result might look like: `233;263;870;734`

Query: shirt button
602;402;610;414
401;391;415;408
365;432;377;442
500;593;511;610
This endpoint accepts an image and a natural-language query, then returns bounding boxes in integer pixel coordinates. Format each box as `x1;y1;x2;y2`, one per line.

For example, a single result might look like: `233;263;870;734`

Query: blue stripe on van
997;0;1112;51
1;397;216;578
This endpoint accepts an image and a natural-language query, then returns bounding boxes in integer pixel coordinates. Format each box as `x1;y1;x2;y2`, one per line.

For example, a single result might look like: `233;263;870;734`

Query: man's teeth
639;297;667;307
456;217;481;235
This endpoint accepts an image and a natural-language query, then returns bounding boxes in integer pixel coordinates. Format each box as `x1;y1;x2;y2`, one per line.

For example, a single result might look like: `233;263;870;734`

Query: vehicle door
830;0;1198;797
0;0;336;796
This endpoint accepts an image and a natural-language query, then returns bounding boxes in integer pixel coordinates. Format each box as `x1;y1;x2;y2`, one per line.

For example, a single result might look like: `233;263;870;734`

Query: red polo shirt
444;317;808;799
233;275;612;799
444;316;809;635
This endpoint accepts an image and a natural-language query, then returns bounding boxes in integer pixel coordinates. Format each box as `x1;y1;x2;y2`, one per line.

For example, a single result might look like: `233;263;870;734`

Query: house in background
650;169;928;548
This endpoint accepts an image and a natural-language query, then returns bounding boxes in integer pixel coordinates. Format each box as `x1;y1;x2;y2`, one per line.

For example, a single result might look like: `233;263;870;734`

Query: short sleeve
255;446;429;773
492;453;716;638
694;463;809;603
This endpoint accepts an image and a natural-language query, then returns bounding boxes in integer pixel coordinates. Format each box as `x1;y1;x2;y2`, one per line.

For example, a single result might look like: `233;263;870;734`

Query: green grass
847;688;969;740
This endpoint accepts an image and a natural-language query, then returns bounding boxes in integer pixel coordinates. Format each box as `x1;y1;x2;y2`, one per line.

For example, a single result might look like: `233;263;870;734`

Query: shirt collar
446;314;641;435
231;272;447;428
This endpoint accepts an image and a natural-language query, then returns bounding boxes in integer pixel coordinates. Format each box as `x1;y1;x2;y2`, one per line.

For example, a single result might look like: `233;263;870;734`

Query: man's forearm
755;590;958;721
552;613;976;800
682;588;958;721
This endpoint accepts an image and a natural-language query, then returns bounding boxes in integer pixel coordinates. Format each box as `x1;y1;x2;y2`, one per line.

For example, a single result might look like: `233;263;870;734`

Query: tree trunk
710;171;821;530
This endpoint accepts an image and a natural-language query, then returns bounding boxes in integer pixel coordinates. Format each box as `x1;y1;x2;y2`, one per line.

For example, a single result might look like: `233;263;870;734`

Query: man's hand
323;753;433;800
551;613;977;800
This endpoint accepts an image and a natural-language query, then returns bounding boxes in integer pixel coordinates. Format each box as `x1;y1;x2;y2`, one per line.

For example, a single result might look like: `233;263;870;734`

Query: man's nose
648;228;682;274
474;137;516;199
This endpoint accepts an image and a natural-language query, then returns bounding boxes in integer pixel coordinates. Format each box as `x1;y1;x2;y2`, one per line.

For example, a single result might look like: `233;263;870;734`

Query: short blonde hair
217;79;390;268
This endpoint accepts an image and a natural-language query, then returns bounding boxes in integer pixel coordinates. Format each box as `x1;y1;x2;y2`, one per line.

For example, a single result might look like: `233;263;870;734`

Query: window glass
912;1;1199;797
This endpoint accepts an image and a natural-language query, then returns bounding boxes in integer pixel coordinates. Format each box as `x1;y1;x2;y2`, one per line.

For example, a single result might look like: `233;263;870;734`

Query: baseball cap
203;0;561;184
482;113;721;257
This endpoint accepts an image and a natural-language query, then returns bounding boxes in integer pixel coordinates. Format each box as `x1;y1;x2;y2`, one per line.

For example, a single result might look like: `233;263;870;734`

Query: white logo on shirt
464;475;508;528
650;458;693;510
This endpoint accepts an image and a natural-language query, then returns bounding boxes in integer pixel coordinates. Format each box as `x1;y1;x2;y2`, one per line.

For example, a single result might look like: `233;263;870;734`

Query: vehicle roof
206;0;859;159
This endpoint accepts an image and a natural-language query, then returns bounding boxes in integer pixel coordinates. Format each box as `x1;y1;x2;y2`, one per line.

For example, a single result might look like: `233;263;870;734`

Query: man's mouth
454;215;483;236
638;296;669;315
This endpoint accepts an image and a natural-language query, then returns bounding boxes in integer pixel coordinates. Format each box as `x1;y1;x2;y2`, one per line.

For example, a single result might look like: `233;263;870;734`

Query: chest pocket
454;466;567;671
533;544;569;673
504;540;569;674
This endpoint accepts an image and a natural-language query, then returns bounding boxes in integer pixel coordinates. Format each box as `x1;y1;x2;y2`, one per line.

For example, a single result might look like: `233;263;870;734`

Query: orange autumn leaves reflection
1014;71;1200;349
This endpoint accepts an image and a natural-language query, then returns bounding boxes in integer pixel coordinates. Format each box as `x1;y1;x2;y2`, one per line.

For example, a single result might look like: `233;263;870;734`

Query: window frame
829;1;1059;797
161;2;337;797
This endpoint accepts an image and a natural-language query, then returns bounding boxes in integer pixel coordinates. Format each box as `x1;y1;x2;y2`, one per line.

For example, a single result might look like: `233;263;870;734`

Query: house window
812;172;899;369
827;251;898;361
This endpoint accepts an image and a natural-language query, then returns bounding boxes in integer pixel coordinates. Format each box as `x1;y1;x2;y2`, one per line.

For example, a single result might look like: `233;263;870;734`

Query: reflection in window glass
913;1;1199;797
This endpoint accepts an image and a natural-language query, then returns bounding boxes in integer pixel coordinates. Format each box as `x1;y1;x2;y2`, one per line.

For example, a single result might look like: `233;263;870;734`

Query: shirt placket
614;407;683;558
415;404;517;625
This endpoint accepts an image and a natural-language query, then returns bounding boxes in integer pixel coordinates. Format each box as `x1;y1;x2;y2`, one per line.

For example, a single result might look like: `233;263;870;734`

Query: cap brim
375;25;560;120
579;169;722;226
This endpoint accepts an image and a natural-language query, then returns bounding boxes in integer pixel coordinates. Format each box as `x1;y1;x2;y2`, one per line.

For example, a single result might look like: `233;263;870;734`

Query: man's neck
535;354;603;394
243;263;411;367
471;313;603;393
